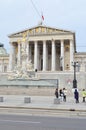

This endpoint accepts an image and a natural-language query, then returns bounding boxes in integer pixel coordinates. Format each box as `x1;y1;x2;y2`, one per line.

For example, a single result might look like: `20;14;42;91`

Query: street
0;114;86;130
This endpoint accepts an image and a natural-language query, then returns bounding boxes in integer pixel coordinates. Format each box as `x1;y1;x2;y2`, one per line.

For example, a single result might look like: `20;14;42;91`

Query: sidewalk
0;95;86;112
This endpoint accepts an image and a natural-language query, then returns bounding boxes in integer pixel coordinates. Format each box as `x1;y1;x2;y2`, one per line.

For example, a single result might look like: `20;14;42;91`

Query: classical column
60;40;64;71
26;41;29;63
51;40;56;71
13;45;16;66
29;44;32;61
34;41;38;70
9;43;13;71
17;42;21;66
43;40;47;71
70;40;74;70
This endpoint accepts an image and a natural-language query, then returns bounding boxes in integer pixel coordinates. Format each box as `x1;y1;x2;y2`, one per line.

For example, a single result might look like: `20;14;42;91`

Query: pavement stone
0;95;85;112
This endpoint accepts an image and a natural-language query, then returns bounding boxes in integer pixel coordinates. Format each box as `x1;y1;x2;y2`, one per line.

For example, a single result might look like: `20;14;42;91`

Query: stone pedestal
24;97;31;103
54;98;60;104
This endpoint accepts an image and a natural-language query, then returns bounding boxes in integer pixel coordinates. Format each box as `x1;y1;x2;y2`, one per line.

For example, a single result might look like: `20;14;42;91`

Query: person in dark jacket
59;89;64;101
55;88;59;98
74;89;79;103
59;89;63;97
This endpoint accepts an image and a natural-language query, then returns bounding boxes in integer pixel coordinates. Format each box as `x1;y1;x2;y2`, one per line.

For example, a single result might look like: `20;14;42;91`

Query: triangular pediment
29;26;71;34
8;25;73;38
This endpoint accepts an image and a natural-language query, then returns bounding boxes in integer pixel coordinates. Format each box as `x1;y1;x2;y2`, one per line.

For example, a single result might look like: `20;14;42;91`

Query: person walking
74;89;79;103
59;89;63;101
55;88;59;98
82;89;86;102
63;88;67;102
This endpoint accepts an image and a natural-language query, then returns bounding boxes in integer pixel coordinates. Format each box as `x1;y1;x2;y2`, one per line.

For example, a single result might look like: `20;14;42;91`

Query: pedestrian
55;88;59;98
74;88;79;103
59;89;63;101
63;88;67;102
82;89;86;102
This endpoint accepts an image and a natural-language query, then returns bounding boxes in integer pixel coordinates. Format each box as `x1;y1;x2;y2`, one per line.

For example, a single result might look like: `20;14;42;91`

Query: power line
30;0;42;19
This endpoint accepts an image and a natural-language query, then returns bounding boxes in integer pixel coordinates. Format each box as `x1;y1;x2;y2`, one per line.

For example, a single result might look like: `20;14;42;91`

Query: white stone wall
0;57;9;73
37;71;86;90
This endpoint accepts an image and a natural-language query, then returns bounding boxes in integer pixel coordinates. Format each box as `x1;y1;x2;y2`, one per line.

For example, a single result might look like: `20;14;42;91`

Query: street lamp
72;61;79;88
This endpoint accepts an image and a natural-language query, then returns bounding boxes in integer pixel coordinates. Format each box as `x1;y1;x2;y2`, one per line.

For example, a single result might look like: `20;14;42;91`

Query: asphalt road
0;114;86;130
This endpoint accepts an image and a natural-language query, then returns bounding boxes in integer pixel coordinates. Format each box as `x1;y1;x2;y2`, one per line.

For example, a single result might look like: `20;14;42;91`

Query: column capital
17;39;21;44
51;38;55;42
43;40;46;44
17;42;21;45
61;39;64;42
70;39;74;43
34;40;38;43
70;39;74;41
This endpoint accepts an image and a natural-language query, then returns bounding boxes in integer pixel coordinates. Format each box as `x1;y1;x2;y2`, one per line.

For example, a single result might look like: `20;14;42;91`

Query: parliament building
1;24;86;91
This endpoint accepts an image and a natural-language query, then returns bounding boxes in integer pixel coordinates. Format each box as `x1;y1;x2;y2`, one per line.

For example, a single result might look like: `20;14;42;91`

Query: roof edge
8;24;75;37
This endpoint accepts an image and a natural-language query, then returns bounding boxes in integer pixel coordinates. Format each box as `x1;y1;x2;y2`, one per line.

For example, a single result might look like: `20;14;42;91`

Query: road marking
0;119;40;124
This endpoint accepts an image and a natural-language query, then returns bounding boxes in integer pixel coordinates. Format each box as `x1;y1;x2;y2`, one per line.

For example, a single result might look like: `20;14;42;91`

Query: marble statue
8;39;38;80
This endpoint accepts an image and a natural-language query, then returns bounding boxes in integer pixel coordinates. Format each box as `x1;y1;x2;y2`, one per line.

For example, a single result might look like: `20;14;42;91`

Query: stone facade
74;52;86;72
0;43;9;73
1;25;86;91
8;25;75;72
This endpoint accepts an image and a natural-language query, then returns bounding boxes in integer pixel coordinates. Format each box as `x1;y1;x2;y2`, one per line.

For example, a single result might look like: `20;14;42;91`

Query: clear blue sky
0;0;86;53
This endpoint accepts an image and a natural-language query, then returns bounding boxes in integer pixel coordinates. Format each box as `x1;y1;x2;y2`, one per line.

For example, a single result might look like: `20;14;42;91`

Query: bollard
24;97;31;103
0;97;4;102
54;98;60;104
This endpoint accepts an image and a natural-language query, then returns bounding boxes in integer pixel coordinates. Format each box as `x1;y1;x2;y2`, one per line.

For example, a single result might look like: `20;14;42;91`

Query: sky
0;0;86;53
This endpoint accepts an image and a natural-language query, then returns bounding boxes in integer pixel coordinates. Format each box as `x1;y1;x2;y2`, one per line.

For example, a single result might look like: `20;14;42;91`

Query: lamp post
72;61;79;88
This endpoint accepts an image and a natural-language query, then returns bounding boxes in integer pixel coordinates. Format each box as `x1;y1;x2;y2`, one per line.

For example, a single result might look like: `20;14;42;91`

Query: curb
0;106;86;113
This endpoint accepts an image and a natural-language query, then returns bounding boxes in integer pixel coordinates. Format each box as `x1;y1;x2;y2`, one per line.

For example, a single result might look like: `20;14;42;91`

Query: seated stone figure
26;60;34;71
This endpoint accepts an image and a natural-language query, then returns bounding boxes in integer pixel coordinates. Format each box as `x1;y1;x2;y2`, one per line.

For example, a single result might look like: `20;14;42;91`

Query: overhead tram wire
29;0;42;20
23;1;86;49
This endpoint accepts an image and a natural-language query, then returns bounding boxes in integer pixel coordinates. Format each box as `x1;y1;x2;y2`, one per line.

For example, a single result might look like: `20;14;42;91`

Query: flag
42;14;44;20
